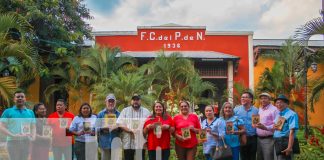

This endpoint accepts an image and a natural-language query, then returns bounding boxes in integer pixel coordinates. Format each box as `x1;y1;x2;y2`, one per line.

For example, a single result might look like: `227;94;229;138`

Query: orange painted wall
308;63;324;126
95;29;251;87
254;58;324;126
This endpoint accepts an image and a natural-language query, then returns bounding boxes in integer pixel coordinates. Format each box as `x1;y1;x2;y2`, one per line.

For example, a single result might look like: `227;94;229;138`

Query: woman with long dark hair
69;103;97;160
31;103;51;160
143;101;174;160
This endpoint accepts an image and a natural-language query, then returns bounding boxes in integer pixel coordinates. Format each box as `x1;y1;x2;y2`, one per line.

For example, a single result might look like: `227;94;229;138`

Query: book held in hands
274;116;286;131
226;121;234;132
182;128;191;139
43;125;52;137
21;123;31;135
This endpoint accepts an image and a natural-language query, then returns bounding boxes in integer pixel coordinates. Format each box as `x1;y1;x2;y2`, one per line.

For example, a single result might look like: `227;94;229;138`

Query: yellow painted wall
254;57;324;126
68;87;91;115
26;76;40;106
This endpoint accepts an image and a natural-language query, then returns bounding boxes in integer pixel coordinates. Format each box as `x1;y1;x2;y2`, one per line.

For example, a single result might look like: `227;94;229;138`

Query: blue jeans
231;146;240;160
204;153;213;160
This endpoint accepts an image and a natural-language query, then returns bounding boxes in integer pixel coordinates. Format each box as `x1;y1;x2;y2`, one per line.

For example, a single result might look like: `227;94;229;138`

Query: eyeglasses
107;99;115;103
241;96;250;99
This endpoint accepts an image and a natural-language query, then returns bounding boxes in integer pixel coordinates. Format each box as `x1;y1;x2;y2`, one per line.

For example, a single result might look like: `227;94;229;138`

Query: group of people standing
201;92;299;160
0;90;299;160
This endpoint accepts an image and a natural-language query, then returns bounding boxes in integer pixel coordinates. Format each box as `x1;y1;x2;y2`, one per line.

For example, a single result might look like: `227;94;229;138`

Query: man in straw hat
255;92;279;160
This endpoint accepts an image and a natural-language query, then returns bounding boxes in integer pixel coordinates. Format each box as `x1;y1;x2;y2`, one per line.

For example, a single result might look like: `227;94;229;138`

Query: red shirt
48;111;75;147
173;113;201;148
143;115;174;150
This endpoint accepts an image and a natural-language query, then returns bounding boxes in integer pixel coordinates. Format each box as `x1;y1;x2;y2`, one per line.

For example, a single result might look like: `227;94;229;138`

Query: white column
248;35;254;91
227;61;234;104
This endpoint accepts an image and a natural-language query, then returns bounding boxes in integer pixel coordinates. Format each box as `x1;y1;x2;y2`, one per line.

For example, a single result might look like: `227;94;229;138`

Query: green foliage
294;13;324;113
222;81;252;106
295;126;324;160
257;39;306;108
295;17;324;44
140;52;216;114
91;71;154;111
0;0;92;45
0;13;42;105
80;45;136;83
308;76;324;112
261;39;302;88
184;73;217;110
256;61;285;97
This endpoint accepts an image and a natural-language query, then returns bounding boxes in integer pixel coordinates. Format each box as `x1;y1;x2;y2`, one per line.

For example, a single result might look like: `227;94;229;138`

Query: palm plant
262;39;302;86
141;52;195;98
256;61;286;97
222;82;252;106
91;71;154;111
295;11;324;111
43;54;89;112
183;73;217;111
308;76;324;112
80;45;136;83
140;52;197;114
0;13;42;106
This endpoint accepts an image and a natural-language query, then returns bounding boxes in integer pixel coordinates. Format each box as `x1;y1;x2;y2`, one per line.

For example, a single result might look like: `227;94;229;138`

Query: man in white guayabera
117;94;150;160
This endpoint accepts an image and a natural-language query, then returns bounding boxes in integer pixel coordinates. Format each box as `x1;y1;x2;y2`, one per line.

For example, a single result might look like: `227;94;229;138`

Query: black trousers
240;135;257;160
148;149;170;160
124;149;145;160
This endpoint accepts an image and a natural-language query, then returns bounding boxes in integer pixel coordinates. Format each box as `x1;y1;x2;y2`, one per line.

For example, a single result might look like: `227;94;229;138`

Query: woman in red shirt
143;101;174;160
173;101;201;160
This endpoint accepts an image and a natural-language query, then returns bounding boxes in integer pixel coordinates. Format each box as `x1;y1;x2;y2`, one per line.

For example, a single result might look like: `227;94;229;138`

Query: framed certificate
252;115;260;126
198;129;207;142
104;114;116;127
83;122;91;132
59;118;68;128
182;128;191;139
154;122;162;136
21;123;31;135
43;125;52;137
132;120;140;130
226;121;234;132
274;116;286;131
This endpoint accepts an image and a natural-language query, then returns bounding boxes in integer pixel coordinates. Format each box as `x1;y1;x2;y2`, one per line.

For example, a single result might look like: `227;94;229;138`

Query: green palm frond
295;17;324;43
309;77;324;112
0;76;17;106
43;83;65;103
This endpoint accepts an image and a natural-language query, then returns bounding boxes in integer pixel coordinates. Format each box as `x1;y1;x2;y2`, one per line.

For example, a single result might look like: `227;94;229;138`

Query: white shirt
116;106;150;149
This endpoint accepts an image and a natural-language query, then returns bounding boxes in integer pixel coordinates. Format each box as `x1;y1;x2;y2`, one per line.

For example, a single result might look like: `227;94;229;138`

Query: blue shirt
234;105;259;136
0;106;36;141
215;116;244;148
202;117;218;154
273;107;299;138
69;115;97;142
96;109;120;149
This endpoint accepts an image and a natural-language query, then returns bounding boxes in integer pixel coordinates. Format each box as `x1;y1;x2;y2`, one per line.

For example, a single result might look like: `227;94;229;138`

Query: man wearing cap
96;93;121;160
273;94;299;160
234;91;259;160
117;94;150;160
255;93;279;160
